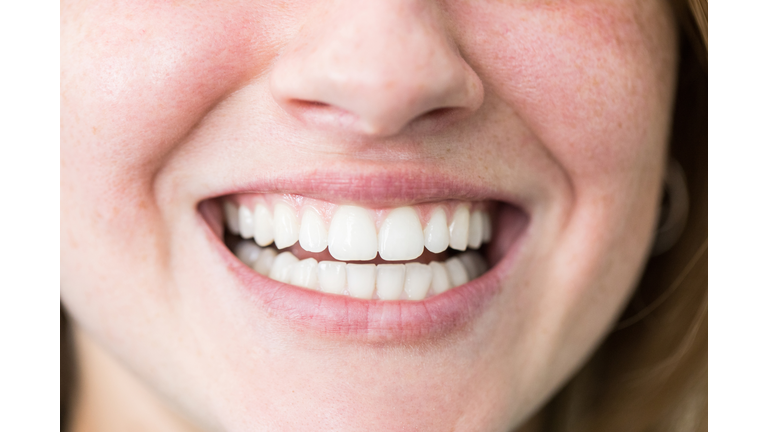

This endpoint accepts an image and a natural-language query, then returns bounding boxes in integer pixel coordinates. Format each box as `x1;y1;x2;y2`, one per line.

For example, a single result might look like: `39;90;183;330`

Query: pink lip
199;169;529;342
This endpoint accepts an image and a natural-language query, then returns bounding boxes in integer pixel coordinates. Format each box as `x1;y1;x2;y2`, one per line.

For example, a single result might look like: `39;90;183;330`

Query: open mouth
199;177;529;340
222;194;499;301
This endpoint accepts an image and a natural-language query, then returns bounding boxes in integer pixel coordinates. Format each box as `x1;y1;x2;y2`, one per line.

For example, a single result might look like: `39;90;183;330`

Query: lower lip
203;203;527;343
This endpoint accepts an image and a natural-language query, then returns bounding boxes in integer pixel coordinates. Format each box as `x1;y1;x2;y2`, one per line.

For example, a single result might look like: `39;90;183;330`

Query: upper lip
201;164;530;211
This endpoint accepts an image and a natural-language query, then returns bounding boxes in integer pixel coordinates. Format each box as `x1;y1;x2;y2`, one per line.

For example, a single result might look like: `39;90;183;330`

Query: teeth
328;206;378;261
299;208;328;253
346;263;376;299
376;264;406;300
423;208;450;254
253;248;277;275
253;204;274;247
238;205;255;239
273;203;299;249
481;211;492;243
234;240;261;267
268;251;299;283
224;201;240;235
448;205;470;251
290;258;319;289
228;198;496;300
317;261;347;294
378;207;425;261
467;210;483;249
445;257;469;287
429;261;452;294
403;263;432;300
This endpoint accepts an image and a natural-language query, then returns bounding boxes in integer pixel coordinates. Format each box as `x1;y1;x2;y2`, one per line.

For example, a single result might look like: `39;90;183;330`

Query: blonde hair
541;1;708;430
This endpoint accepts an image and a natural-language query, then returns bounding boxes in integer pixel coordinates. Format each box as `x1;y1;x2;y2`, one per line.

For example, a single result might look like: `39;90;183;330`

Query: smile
225;195;495;301
199;172;530;340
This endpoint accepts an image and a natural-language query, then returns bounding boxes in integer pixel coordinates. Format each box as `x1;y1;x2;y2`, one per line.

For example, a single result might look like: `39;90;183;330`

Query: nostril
417;107;456;121
292;100;331;109
285;99;359;129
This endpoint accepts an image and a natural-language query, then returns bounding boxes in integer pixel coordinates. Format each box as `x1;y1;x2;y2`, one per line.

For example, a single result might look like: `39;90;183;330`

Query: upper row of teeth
234;240;489;301
224;202;492;262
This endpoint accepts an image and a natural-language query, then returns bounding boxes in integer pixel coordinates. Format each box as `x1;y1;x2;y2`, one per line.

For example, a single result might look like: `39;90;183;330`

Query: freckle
92;126;97;134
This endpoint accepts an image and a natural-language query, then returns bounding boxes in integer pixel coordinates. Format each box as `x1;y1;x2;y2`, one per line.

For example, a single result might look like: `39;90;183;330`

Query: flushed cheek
454;1;676;181
61;1;285;265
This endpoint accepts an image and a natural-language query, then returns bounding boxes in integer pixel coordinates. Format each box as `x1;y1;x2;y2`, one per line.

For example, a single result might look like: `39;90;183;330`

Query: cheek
454;1;677;181
61;1;280;264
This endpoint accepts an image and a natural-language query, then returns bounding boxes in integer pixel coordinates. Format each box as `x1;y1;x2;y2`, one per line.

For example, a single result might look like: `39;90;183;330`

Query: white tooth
268;251;299;283
253;204;274;247
346;264;376;299
448;206;470;251
428;261;452;294
457;252;480;280
290;258;319;289
404;263;432;301
423;208;450;253
253;248;277;276
224;201;240;234
480;211;492;243
445;257;469;287
318;261;347;294
328;206;378;261
376;264;406;300
467;211;483;249
299;208;328;253
234;240;261;267
378;207;424;261
273;203;299;249
238;205;255;239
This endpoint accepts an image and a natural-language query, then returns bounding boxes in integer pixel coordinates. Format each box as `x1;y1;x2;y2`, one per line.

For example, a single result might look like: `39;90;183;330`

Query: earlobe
653;158;689;255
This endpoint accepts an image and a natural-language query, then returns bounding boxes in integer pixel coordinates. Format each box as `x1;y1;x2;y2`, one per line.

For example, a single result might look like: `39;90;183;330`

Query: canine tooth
253;204;274;247
273;203;299;249
429;262;452;294
224;201;240;234
290;258;319;289
253;248;277;275
234;241;261;267
299;208;328;253
318;261;347;294
467;211;483;249
376;264;406;300
238;205;255;239
378;207;424;261
423;208;449;253
448;206;470;251
457;252;481;279
445;257;469;286
404;263;432;300
328;206;378;261
481;211;492;243
346;264;376;299
269;251;299;283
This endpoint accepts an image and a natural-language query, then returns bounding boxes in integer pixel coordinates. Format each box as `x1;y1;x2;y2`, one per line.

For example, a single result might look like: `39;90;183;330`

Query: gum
225;193;496;230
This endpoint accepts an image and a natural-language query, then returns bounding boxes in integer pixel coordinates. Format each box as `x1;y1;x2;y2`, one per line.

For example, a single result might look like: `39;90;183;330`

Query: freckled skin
61;1;677;431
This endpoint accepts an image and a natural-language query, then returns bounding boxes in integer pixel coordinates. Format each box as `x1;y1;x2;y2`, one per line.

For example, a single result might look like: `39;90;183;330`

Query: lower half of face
61;0;677;430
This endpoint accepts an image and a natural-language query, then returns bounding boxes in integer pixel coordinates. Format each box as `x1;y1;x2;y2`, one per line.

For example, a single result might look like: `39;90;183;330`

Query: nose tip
269;0;484;137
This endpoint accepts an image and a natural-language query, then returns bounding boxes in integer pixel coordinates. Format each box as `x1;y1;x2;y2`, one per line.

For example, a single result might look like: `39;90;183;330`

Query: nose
269;0;484;137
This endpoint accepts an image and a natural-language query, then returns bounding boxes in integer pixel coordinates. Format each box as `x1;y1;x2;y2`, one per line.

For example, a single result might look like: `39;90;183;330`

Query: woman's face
61;1;677;430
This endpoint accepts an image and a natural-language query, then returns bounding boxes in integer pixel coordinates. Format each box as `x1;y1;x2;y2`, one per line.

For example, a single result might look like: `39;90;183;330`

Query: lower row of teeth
234;240;489;301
